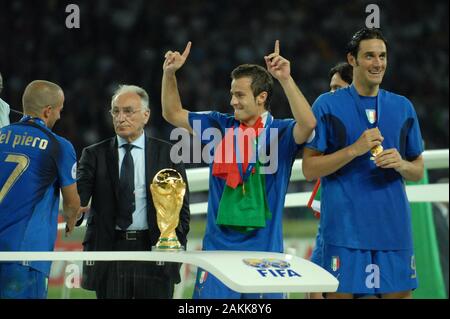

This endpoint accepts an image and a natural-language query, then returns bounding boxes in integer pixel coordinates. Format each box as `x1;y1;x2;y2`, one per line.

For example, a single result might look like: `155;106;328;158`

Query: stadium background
0;0;448;299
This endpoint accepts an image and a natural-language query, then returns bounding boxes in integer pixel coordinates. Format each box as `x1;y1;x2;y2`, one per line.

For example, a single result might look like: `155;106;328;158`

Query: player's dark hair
346;28;388;58
329;62;353;85
231;64;273;110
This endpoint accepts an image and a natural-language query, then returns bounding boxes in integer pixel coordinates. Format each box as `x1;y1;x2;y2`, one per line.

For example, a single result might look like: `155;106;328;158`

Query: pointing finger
182;41;192;58
274;40;280;55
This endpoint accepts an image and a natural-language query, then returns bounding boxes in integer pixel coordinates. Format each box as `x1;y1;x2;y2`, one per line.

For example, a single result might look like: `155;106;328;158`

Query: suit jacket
77;133;190;291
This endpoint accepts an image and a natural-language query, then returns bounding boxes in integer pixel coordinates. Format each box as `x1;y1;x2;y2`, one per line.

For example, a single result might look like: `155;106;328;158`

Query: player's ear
42;105;52;119
257;91;268;107
347;53;357;67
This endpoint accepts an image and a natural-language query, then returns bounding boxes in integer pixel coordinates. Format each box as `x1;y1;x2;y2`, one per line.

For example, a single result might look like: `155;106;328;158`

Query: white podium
0;250;338;293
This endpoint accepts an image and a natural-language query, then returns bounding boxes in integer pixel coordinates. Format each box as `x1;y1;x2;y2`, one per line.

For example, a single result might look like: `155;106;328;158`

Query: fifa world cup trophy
150;168;186;251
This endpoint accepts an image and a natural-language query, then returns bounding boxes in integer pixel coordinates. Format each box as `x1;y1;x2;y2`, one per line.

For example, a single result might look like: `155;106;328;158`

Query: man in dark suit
76;84;190;299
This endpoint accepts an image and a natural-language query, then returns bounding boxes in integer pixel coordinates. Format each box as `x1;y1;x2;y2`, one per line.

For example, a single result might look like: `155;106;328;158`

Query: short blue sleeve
305;94;328;153
403;98;424;159
274;118;302;159
56;137;77;187
188;111;234;145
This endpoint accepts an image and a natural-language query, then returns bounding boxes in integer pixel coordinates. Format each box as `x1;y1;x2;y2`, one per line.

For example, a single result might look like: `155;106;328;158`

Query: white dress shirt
0;97;10;128
116;132;148;230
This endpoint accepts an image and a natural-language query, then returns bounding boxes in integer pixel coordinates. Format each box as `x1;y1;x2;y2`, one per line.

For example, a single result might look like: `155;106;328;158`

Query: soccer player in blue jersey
308;62;352;300
161;41;316;299
0;72;10;128
0;80;80;299
303;28;424;299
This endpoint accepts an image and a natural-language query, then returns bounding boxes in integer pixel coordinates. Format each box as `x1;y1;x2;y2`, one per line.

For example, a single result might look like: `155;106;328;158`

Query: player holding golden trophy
150;168;186;251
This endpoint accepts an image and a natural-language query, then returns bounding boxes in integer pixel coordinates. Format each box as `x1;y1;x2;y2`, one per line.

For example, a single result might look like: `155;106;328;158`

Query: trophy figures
150;168;186;251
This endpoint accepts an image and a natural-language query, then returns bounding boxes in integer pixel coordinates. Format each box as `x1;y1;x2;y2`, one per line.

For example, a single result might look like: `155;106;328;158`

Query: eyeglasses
110;107;141;118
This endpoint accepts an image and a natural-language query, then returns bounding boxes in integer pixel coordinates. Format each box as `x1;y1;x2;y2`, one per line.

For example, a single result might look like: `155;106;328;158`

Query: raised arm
264;40;316;144
161;41;193;133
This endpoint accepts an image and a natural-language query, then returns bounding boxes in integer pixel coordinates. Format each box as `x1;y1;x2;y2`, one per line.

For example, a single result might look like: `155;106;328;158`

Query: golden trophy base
152;238;184;252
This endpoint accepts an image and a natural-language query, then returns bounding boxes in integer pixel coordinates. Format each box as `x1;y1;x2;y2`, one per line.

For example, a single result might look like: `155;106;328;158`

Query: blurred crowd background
0;0;448;159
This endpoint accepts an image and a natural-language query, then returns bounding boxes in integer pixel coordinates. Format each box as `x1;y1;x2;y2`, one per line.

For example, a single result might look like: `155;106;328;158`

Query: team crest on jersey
365;109;377;124
410;255;417;279
194;270;208;296
331;256;340;272
198;270;208;284
243;258;300;278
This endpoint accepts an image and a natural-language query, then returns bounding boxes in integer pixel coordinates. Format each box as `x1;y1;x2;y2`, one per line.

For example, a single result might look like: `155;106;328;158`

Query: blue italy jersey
0;117;77;276
306;85;423;250
189;111;301;253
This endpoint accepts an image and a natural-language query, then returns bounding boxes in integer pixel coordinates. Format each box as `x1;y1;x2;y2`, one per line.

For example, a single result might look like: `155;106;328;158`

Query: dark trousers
96;230;175;299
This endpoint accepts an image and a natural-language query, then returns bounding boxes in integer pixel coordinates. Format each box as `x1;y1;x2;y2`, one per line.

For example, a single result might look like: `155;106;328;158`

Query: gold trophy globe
150;168;186;251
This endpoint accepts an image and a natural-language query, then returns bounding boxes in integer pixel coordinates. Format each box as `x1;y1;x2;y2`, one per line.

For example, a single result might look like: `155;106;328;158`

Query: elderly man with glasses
76;85;190;299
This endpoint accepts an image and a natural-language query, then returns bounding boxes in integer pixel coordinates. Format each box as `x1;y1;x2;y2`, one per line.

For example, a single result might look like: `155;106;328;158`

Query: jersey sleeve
305;95;328;153
56;137;77;187
403;98;424;159
188;111;230;144
276;119;302;159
